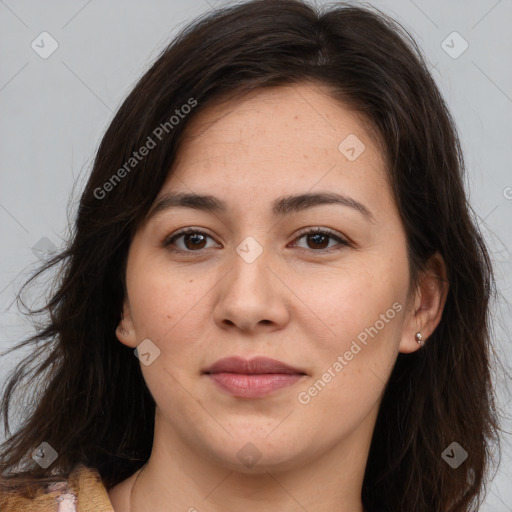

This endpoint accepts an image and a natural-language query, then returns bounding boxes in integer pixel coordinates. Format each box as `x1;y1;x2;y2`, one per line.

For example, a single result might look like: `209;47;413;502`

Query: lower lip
206;373;304;398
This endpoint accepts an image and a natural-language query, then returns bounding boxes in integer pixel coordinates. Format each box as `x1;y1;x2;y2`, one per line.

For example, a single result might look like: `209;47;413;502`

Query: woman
0;1;500;511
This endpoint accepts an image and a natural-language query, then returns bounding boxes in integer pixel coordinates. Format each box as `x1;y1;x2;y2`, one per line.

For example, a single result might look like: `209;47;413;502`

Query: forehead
180;84;379;154
161;84;391;216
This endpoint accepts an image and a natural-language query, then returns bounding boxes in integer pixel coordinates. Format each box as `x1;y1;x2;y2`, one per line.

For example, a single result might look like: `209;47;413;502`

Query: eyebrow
146;191;375;223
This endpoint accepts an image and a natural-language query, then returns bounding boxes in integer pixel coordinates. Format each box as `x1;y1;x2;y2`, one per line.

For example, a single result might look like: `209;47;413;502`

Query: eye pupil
307;233;329;249
184;233;207;250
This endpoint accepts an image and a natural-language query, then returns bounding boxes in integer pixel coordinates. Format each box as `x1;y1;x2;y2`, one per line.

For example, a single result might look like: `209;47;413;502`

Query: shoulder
0;464;114;511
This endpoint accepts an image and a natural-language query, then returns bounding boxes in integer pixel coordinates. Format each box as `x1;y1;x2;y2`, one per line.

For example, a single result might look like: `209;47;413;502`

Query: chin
198;431;308;474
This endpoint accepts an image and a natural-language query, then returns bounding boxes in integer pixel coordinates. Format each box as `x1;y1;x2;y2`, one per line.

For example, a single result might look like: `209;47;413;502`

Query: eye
163;226;350;255
163;228;220;254
290;227;350;252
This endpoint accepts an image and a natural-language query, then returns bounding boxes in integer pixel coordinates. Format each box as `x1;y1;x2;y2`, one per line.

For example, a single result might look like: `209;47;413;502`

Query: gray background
0;0;511;510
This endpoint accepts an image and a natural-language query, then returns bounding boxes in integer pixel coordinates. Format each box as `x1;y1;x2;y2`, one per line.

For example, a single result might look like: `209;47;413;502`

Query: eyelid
163;226;351;254
163;227;220;250
290;226;350;251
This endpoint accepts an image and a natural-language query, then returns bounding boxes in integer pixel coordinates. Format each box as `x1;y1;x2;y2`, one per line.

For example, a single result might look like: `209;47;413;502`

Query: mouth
202;356;307;398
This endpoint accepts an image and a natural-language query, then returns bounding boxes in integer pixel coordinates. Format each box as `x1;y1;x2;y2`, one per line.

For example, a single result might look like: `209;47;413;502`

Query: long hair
0;1;500;510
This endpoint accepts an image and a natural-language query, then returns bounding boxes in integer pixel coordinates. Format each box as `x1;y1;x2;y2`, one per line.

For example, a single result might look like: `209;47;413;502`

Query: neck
129;411;374;512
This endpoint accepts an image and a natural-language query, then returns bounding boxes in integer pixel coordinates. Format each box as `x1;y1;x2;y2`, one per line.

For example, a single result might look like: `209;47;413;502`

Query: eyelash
163;227;350;255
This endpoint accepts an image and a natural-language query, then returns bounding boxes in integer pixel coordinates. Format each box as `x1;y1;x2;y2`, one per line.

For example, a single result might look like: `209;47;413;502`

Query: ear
115;299;138;348
399;251;449;354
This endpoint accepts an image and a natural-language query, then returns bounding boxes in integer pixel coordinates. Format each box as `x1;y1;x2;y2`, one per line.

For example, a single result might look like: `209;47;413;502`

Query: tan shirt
0;464;114;512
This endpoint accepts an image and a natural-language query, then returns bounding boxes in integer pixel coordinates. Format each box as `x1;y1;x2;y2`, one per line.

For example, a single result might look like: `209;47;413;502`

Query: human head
0;2;498;511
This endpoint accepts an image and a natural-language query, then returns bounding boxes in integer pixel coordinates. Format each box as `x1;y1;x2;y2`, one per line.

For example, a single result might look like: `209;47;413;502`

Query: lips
203;357;307;398
203;356;306;376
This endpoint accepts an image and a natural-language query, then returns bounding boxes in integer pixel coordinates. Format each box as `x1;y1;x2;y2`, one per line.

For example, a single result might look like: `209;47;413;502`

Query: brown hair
0;1;500;511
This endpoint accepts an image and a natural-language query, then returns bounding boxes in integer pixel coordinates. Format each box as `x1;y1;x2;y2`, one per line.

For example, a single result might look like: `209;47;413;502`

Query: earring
415;332;423;345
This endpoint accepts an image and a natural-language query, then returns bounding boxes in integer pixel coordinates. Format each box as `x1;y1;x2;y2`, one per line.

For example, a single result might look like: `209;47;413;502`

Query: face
117;83;433;473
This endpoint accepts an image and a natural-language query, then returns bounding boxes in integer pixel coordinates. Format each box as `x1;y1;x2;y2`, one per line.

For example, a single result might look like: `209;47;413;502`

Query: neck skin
117;405;378;512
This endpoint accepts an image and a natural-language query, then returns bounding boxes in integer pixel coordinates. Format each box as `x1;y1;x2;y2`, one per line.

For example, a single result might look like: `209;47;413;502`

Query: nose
212;241;290;333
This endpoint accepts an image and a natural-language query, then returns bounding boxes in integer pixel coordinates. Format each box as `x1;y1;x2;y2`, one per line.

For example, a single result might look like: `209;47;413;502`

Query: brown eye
292;228;349;252
164;229;219;254
182;232;207;250
305;232;330;250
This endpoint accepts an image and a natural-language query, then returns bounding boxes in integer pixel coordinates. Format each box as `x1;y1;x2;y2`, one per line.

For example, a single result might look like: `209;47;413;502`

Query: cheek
126;257;212;348
296;256;407;350
294;254;407;412
126;262;244;391
295;271;404;422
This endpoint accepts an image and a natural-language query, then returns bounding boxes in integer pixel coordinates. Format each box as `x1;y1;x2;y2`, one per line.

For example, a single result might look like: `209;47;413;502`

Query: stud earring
415;332;423;345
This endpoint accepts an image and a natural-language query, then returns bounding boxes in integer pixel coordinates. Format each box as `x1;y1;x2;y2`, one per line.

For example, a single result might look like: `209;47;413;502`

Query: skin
109;83;448;512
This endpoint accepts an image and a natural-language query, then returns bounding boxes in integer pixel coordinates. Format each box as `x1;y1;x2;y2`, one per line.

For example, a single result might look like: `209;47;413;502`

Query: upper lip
203;356;306;375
